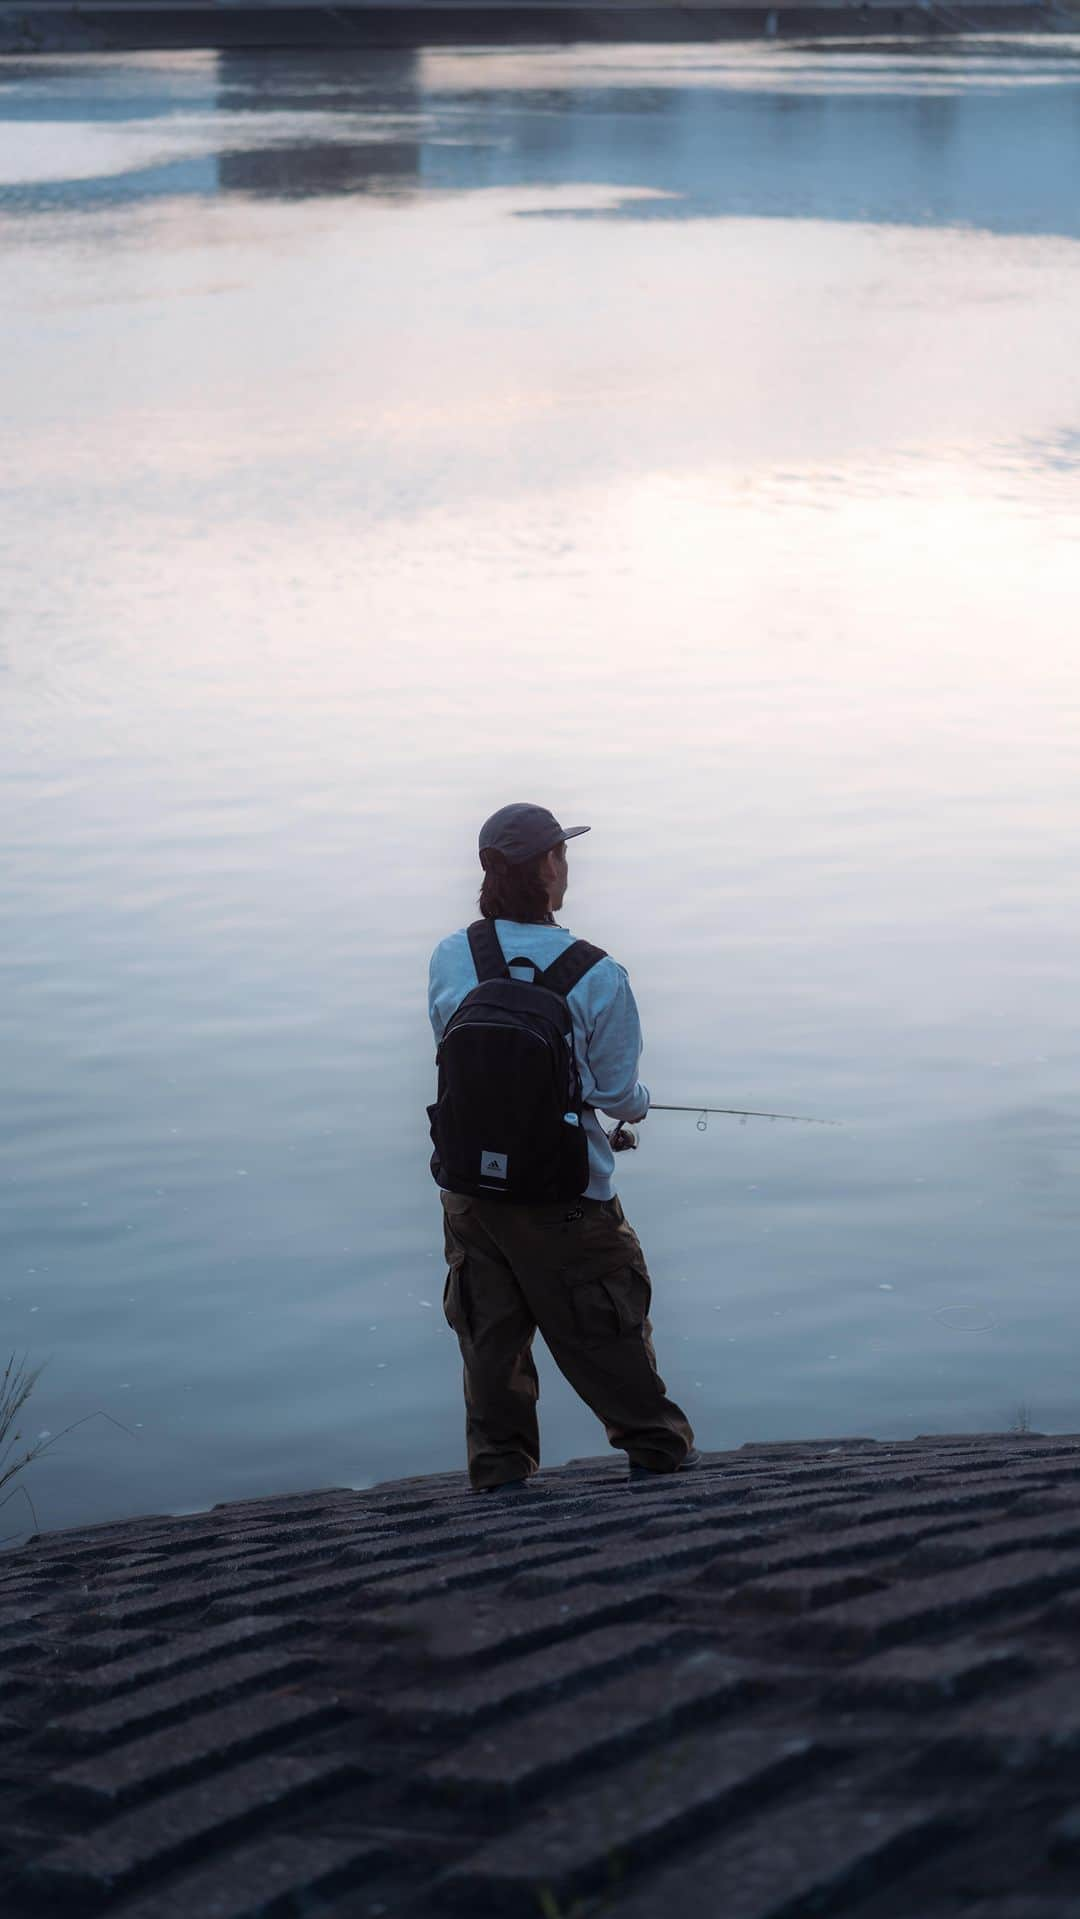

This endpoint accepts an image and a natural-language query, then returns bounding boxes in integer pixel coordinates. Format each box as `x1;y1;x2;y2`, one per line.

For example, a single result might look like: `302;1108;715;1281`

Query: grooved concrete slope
4;1434;1080;1917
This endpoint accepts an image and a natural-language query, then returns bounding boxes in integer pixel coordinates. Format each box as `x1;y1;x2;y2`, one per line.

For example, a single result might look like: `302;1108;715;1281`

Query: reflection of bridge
2;0;1063;55
217;51;422;199
5;35;1078;236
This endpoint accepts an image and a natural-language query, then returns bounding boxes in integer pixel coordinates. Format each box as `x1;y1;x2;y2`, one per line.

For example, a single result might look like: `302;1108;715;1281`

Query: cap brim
562;826;590;842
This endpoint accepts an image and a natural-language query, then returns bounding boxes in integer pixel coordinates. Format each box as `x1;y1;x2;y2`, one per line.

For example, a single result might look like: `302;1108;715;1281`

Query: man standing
428;803;696;1492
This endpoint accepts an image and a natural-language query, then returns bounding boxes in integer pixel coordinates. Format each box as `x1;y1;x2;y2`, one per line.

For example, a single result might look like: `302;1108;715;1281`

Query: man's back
429;918;649;1201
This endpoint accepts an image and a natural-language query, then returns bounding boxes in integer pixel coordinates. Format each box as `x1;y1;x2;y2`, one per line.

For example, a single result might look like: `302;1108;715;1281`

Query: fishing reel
607;1122;639;1153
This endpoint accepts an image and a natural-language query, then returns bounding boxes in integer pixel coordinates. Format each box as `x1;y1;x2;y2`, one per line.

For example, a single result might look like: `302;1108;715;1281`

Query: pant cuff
469;1462;537;1491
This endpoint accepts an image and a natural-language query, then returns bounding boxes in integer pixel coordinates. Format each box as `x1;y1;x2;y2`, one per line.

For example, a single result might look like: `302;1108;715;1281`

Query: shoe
628;1448;702;1483
475;1477;535;1495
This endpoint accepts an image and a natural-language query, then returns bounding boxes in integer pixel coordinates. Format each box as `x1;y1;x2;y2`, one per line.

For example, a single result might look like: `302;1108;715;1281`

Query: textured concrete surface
4;1433;1080;1915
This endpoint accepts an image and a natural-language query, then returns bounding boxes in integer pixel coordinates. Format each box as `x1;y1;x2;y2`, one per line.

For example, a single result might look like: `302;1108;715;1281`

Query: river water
3;39;1080;1535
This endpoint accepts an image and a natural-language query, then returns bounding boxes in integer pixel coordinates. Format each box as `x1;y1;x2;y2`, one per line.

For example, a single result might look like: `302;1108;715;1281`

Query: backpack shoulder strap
538;939;607;1000
467;919;509;983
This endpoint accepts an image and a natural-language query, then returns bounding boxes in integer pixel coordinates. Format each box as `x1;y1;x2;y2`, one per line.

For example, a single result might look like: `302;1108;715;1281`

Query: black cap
478;803;590;867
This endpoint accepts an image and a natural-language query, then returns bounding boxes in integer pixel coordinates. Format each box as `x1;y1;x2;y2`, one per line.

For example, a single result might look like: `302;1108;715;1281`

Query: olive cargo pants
441;1190;695;1489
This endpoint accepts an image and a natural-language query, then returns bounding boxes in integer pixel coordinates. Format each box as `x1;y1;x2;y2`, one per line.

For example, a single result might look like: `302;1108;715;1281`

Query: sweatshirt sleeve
428;939;458;1045
581;964;650;1123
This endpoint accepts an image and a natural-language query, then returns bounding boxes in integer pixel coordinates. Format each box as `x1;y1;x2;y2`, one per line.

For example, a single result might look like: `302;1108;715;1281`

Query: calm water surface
3;40;1080;1534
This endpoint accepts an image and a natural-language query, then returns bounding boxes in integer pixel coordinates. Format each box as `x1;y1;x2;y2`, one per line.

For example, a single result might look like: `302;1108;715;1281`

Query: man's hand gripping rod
608;1104;839;1152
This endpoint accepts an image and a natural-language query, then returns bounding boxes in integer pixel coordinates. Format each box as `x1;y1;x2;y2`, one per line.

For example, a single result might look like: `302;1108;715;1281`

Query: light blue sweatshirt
428;919;650;1202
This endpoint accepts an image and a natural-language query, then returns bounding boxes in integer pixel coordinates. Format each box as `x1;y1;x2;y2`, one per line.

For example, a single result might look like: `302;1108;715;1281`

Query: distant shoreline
2;0;1076;54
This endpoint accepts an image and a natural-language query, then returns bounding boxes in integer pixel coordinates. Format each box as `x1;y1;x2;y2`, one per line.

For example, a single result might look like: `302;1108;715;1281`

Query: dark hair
478;845;560;923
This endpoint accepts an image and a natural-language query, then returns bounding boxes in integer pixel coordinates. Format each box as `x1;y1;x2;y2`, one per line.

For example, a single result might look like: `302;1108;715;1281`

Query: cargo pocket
568;1262;651;1343
443;1247;471;1339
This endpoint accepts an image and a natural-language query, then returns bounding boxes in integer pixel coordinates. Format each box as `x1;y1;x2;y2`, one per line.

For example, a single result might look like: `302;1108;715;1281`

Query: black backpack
428;920;606;1202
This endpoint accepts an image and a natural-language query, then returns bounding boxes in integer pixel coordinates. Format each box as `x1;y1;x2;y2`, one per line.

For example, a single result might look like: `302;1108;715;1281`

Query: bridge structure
0;0;1067;49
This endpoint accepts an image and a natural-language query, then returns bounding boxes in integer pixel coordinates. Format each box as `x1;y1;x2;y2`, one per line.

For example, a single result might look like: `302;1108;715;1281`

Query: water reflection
2;42;1080;235
216;51;422;198
3;42;1080;1533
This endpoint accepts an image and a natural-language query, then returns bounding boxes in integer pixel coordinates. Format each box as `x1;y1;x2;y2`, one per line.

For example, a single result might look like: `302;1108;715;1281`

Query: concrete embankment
1;0;1075;49
3;1431;1080;1916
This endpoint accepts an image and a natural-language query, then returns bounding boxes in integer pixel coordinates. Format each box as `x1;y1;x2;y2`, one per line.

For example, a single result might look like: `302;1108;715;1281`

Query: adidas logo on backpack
427;920;605;1203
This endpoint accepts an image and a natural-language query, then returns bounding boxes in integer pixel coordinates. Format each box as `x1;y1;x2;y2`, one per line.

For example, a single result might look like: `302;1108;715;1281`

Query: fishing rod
608;1103;839;1149
649;1103;839;1130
